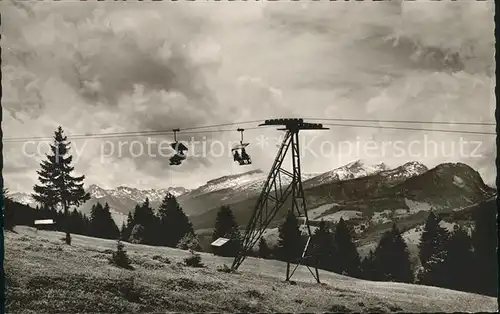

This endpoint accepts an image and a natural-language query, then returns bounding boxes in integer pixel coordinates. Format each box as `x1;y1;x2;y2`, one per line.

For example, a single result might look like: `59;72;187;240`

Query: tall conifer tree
211;205;241;257
277;211;304;263
258;237;272;259
373;223;414;283
132;198;156;244
471;200;497;296
440;226;475;292
157;193;194;247
418;211;449;267
32;126;90;244
310;220;336;272
334;218;361;277
89;202;120;240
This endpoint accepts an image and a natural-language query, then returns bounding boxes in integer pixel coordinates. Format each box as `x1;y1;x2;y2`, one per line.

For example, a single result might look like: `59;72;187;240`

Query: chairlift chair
169;128;188;166
232;128;252;165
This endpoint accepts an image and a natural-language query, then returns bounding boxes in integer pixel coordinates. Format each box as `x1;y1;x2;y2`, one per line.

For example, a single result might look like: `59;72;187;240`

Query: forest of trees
273;215;364;279
412;202;497;297
256;205;497;297
121;195;198;250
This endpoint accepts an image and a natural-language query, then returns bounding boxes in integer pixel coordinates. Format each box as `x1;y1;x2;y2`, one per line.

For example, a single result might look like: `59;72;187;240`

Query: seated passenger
233;150;241;162
170;155;182;165
241;149;250;163
177;151;186;160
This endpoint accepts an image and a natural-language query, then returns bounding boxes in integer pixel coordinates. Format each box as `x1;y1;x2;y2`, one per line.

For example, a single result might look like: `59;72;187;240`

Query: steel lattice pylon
231;118;328;283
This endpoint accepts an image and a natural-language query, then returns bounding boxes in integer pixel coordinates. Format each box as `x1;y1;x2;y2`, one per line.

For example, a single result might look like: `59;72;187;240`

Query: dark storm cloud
2;0;495;192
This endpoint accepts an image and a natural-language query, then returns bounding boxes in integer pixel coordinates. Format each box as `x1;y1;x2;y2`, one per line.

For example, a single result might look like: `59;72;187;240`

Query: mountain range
9;159;495;233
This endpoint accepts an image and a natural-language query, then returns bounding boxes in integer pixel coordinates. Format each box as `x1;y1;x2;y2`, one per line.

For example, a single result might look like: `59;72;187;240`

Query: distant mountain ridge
8;160;495;230
303;159;390;188
177;169;320;215
87;184;189;203
10;185;189;208
188;161;494;231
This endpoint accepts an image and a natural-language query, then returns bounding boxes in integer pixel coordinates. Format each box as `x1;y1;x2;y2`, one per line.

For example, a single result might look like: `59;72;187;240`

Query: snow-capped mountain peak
205;170;266;190
88;184;107;198
380;161;428;180
91;185;190;202
344;159;389;174
185;169;320;202
304;159;389;188
8;192;37;207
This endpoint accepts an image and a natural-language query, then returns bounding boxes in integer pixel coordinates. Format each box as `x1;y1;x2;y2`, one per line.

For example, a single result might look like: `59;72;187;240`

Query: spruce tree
310;220;336;272
110;240;133;270
440;226;475;292
104;203;120;239
360;250;379;280
416;248;447;287
277;211;303;263
32;126;90;244
373;223;414;283
131;204;141;224
69;208;86;235
418;212;450;267
122;212;134;241
471;200;497;296
89;203;101;236
129;224;146;244
82;214;91;236
132;198;157;244
211;205;241;257
89;202;120;240
334;218;361;277
258;237;271;259
120;222;127;240
177;232;203;251
157;193;194;247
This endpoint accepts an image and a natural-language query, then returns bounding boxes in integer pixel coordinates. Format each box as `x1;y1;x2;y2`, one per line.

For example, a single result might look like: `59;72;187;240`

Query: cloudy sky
2;0;495;193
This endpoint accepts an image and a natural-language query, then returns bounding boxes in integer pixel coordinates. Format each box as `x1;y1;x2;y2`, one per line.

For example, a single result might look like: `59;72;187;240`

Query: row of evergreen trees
4;190;199;251
360;224;414;283
212;202;496;298
274;212;369;279
415;202;497;297
207;207;364;278
120;194;197;249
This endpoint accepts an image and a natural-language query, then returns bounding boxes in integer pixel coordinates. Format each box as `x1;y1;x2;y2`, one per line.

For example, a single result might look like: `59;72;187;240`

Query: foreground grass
5;226;498;313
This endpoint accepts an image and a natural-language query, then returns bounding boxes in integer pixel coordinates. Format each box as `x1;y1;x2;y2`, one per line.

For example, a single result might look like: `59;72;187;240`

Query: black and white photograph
1;0;498;313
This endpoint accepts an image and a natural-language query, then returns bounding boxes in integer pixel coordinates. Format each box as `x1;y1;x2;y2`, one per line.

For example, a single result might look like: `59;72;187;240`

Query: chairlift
169;128;188;166
231;128;251;165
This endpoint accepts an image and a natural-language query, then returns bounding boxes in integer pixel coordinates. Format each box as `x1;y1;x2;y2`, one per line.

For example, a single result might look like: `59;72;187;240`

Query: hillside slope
5;227;498;313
